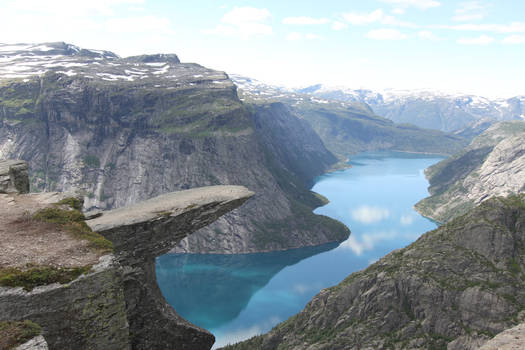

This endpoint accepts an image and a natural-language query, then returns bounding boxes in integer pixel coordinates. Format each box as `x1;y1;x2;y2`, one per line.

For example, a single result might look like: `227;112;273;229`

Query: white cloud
380;0;440;10
367;28;407;40
213;317;281;348
342;9;417;28
457;34;494;45
392;8;406;14
5;0;145;17
351;205;390;223
343;9;385;25
204;6;273;38
418;30;439;40
332;21;348;30
400;214;414;225
453;1;488;22
502;35;525;44
105;16;174;35
286;32;321;41
305;33;321;39
442;22;525;33
287;32;302;41
339;230;399;255
282;16;329;25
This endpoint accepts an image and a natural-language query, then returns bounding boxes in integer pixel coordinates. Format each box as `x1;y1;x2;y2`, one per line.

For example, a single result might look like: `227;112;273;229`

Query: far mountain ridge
232;75;525;134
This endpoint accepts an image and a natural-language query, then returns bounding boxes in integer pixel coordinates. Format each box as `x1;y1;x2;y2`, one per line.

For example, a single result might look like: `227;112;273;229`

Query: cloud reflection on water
351;205;390;224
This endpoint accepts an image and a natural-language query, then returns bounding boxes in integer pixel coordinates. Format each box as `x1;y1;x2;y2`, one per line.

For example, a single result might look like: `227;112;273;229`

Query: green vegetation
83;155;100;168
32;207;113;252
57;197;84;211
0;320;42;349
0;265;92;291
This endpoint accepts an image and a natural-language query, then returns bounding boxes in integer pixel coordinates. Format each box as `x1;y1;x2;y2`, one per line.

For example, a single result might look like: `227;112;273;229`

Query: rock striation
223;195;525;350
416;121;525;223
0;161;254;349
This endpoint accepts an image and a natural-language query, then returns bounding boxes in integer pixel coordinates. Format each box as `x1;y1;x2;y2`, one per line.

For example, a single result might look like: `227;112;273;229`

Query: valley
0;41;524;350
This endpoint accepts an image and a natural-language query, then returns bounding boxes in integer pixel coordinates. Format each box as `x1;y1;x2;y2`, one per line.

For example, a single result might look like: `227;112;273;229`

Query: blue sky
1;0;524;97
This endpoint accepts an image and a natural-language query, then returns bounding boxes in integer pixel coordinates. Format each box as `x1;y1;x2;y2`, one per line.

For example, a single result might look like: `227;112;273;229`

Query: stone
0;160;29;194
14;335;49;350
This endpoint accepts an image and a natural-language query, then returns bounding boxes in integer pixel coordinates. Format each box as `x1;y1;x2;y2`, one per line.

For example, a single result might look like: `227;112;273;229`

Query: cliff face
0;42;348;253
416;121;525;223
0;161;253;349
223;195;525;350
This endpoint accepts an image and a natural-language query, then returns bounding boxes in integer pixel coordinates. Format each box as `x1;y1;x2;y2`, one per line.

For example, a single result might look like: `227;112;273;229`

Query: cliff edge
0;159;253;349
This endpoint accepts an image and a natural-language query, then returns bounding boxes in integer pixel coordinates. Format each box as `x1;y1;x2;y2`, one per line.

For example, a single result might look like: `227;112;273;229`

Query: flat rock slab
87;185;254;233
14;335;48;350
0;192;102;269
478;323;525;350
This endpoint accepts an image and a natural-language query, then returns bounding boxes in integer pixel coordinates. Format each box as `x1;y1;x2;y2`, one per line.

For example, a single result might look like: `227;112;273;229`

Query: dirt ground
0;193;103;269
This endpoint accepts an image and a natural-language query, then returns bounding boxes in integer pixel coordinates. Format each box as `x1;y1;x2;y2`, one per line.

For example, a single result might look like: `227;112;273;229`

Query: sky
1;0;524;97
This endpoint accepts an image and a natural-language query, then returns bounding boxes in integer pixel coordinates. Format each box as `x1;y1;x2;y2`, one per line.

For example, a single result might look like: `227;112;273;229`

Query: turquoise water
156;151;443;348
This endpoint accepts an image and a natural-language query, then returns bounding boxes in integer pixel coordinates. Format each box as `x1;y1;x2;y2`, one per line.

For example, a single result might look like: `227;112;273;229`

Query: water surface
156;151;443;348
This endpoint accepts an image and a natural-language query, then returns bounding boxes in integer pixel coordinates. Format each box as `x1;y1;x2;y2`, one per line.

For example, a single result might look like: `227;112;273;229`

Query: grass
0;320;42;349
0;265;92;291
57;197;84;211
32;207;113;252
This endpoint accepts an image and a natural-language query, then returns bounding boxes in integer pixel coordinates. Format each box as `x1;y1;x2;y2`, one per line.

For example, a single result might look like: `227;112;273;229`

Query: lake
156;151;443;348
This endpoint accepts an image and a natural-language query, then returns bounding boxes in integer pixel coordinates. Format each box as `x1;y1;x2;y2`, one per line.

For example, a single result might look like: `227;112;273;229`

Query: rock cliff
223;194;525;350
0;42;347;253
416;121;525;223
0;160;253;349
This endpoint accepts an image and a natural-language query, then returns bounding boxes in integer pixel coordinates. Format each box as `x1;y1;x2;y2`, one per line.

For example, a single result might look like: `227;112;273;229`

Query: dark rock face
0;42;347;253
224;195;525;350
0;160;29;193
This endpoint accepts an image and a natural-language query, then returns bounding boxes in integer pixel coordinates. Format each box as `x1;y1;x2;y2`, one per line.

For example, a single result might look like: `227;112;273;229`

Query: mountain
296;84;525;134
0;42;349;254
415;120;525;223
222;194;525;350
232;75;468;159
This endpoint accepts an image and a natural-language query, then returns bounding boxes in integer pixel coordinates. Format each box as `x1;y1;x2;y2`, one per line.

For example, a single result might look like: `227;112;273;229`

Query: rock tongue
86;185;254;350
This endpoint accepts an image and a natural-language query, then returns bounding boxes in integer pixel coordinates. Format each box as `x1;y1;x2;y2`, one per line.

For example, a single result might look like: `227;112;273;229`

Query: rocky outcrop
416;121;525;223
0;159;29;193
86;185;253;349
0;42;348;254
223;195;525;350
1;256;130;349
0;163;254;349
478;322;525;350
15;335;49;350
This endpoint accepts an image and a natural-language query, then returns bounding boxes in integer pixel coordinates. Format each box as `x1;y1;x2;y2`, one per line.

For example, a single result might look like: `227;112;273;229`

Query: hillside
223;194;525;350
232;75;468;159
416;121;525;223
